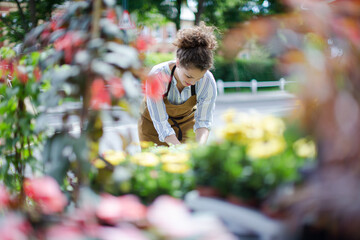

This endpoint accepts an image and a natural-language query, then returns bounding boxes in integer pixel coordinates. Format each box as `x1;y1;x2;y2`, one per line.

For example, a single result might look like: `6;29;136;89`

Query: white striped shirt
146;61;217;142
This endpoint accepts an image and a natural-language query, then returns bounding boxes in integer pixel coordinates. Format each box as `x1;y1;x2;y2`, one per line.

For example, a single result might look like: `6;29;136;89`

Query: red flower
96;194;147;224
0;185;10;210
144;72;168;100
91;78;111;110
109;77;125;98
24;176;67;214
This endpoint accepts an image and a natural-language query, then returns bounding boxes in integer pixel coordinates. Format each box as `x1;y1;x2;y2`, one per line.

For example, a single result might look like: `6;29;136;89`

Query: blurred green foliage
144;52;175;67
212;56;280;82
0;48;44;192
144;52;280;82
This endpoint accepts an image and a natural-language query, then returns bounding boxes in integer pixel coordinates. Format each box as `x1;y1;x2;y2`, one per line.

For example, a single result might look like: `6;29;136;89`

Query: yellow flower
102;150;126;166
219;122;243;142
221;109;237;123
140;141;154;149
242;123;265;141
247;137;286;159
261;116;286;137
161;152;190;164
293;138;316;158
162;163;190;174
131;152;160;167
152;146;171;155
93;158;106;169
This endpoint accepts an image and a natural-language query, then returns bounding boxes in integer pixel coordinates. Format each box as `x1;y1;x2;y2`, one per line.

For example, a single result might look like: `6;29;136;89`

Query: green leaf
43;133;72;184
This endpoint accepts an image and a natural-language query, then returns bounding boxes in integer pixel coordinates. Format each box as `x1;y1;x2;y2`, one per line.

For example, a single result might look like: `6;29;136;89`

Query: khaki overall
138;66;197;146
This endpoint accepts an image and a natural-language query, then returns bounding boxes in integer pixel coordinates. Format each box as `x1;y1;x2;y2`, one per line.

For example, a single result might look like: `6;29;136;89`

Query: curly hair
173;22;218;71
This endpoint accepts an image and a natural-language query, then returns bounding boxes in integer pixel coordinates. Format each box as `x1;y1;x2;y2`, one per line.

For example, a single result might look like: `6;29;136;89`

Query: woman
138;23;218;147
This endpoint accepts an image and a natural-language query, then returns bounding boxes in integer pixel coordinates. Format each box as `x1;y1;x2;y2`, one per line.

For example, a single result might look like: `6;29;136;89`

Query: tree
0;0;66;43
198;0;288;30
118;0;185;30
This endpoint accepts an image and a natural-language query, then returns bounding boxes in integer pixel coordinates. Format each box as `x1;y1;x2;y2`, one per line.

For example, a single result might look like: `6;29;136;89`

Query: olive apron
138;66;197;146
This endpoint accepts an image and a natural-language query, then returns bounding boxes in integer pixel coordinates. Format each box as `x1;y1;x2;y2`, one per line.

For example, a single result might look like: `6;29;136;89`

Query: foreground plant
191;110;315;205
20;0;149;203
0;178;235;240
91;145;195;203
0;47;43;200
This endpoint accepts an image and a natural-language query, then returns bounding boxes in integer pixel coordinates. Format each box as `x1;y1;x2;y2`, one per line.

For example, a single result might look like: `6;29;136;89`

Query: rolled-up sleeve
194;73;217;131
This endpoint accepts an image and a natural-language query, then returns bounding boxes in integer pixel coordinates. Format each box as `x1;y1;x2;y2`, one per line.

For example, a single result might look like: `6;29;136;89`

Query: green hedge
145;53;280;82
144;52;175;67
212;57;281;82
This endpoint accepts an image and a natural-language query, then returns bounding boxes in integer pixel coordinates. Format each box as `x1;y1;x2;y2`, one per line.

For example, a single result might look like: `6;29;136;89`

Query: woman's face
175;61;207;88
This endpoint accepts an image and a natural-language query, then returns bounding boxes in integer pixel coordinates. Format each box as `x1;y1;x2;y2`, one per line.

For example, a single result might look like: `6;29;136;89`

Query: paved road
41;91;297;153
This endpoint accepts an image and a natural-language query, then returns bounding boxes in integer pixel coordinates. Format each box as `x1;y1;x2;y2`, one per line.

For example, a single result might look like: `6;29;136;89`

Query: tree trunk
195;0;205;26
175;0;182;30
29;0;37;29
14;0;29;33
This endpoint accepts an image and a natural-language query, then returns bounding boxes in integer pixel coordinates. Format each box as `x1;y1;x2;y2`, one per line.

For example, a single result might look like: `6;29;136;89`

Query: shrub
212;56;281;82
144;52;175;67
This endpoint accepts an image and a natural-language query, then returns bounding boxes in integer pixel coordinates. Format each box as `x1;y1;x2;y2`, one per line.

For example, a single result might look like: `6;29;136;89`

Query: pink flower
97;226;149;240
109;77;125;98
96;194;147;225
144;72;168;100
46;225;85;240
117;195;147;221
0;213;32;240
91;78;111;110
147;195;195;238
0;185;10;210
147;196;235;239
24;176;67;214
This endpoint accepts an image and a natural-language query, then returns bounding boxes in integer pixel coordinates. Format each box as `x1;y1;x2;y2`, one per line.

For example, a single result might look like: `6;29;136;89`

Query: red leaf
106;9;117;24
109;77;125;98
91;78;111;109
145;72;168;100
33;67;42;82
16;66;28;84
135;36;148;52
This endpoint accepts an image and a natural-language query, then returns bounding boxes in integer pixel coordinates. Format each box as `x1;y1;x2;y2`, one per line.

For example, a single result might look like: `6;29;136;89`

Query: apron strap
165;65;197;97
165;64;196;141
191;84;196;96
169;117;183;141
165;65;176;97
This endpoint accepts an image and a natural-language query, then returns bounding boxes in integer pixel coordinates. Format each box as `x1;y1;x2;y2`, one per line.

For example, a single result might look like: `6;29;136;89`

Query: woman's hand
195;127;210;145
165;134;181;146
